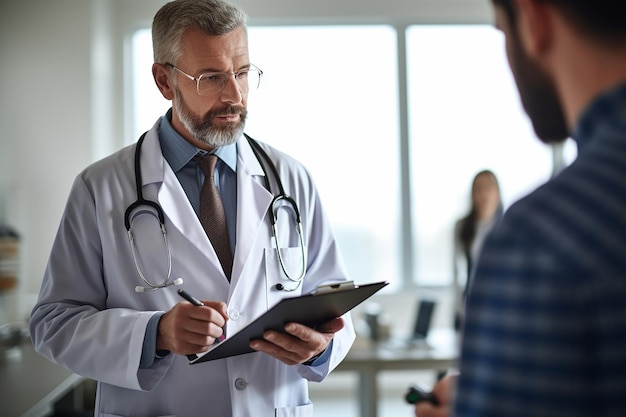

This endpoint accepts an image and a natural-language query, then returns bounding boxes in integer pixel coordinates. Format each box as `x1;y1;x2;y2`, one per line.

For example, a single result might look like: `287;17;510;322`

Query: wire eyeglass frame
165;62;263;96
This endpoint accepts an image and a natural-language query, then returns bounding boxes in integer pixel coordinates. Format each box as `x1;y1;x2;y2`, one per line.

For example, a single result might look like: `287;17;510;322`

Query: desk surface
0;341;84;417
335;328;458;417
340;327;458;370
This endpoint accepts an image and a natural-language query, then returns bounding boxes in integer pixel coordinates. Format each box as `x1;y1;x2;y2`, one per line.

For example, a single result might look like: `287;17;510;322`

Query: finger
184;320;225;339
283;322;317;342
252;329;314;362
249;338;301;366
201;300;229;320
283;317;343;341
264;328;306;352
314;317;344;333
265;329;324;363
415;402;447;417
183;303;227;328
179;313;224;349
431;374;458;405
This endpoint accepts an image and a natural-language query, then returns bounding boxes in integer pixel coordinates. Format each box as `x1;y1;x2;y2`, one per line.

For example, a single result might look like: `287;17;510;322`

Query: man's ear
152;63;175;101
514;0;553;58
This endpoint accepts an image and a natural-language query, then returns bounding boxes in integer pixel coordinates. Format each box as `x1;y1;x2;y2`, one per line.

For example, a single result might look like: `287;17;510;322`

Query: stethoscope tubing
246;135;307;285
125;133;173;291
126;132;306;292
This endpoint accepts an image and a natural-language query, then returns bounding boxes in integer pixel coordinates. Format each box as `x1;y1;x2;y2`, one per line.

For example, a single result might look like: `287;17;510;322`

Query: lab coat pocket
275;402;313;417
264;246;305;305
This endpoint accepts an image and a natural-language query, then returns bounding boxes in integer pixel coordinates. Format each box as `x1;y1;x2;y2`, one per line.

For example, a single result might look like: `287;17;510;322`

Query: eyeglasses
165;63;263;96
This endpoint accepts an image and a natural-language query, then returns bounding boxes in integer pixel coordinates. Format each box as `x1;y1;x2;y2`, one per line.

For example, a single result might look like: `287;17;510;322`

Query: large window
407;25;562;285
246;26;402;291
131;24;575;291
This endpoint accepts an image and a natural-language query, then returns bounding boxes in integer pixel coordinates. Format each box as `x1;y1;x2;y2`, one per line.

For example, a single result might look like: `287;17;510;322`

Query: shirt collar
572;80;626;153
158;108;238;173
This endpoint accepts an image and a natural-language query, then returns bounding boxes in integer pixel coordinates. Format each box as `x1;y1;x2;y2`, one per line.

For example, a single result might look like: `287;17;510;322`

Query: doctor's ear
152;63;175;101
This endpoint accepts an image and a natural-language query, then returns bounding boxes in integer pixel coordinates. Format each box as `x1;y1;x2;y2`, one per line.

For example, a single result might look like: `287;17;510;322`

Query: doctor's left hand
249;317;344;365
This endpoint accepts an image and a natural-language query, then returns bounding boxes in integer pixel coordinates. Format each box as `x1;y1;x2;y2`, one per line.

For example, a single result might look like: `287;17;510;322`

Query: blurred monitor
411;299;436;340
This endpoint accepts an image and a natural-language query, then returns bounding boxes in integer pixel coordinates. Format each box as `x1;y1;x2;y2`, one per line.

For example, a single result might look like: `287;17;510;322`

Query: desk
337;329;458;417
0;342;85;417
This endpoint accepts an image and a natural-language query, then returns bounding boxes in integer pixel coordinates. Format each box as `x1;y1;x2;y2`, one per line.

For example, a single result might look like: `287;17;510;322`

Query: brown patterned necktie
196;154;233;280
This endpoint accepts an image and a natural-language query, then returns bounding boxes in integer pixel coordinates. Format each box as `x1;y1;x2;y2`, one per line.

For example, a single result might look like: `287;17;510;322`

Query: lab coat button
229;309;240;320
234;377;247;390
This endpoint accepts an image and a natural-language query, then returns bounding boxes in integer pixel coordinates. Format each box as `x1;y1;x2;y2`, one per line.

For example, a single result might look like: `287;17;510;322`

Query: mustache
214;106;245;116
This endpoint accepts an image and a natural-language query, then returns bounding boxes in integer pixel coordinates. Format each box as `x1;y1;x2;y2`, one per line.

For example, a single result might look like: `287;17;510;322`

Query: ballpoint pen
177;288;203;306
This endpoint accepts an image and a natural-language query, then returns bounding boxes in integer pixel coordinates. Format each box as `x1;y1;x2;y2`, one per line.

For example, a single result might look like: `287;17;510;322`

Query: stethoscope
245;134;307;291
125;132;307;293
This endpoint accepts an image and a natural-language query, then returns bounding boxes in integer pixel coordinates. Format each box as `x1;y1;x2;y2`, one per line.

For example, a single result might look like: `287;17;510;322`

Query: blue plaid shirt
454;81;626;417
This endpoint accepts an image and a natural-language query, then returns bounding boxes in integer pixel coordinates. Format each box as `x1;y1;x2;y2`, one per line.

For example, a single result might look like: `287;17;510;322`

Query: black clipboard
189;280;388;364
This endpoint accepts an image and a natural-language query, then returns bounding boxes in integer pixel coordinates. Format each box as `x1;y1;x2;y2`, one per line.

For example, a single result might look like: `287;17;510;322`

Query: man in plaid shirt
416;1;626;416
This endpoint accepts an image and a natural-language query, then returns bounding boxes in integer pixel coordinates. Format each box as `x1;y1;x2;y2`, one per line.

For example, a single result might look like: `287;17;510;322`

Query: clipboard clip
313;281;356;295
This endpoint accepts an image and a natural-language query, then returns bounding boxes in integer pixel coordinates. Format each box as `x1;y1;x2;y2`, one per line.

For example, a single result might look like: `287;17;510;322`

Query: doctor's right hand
157;300;229;356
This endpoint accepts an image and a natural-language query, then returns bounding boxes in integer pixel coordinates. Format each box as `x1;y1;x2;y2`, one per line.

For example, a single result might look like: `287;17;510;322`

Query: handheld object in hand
405;384;438;405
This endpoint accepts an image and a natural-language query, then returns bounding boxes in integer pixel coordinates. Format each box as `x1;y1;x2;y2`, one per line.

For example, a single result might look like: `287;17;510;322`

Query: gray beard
174;89;245;147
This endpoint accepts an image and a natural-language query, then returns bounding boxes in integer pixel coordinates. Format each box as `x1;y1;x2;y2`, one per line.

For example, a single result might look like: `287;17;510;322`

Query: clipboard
189;280;388;364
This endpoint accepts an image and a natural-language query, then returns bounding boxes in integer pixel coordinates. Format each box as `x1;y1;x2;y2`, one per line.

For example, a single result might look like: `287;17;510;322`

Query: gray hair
152;0;248;64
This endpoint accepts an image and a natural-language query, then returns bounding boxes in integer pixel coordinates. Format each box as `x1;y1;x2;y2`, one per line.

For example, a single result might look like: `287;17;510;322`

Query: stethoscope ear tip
135;286;145;293
173;278;184;286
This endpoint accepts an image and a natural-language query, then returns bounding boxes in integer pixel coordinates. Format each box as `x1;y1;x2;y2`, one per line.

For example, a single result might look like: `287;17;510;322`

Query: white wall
0;0;93;306
0;0;493;319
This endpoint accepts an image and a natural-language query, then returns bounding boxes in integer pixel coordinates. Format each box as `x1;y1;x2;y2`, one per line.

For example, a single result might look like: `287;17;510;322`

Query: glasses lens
245;70;261;91
197;74;225;96
196;70;262;96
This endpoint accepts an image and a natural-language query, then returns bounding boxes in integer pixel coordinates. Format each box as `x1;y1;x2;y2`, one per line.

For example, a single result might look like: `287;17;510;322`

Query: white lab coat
30;120;355;417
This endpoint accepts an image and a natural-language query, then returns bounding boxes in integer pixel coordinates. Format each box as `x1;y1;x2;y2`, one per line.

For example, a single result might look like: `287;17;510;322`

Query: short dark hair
493;0;626;41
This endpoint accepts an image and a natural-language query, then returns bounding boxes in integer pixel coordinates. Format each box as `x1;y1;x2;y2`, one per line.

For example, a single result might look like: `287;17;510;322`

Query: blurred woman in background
453;170;503;329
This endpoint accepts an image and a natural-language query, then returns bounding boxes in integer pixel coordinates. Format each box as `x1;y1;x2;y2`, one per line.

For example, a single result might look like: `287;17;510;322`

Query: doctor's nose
220;76;244;105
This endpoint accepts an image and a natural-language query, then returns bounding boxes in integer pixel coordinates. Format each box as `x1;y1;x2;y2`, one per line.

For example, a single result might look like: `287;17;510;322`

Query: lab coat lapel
139;126;216;264
232;138;273;282
160;166;216;258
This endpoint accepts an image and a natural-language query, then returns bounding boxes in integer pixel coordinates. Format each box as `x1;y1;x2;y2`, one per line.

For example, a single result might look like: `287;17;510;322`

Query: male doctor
29;0;355;416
